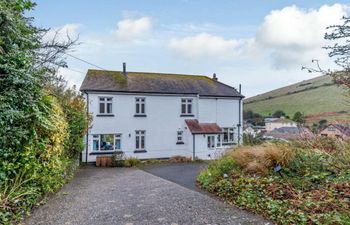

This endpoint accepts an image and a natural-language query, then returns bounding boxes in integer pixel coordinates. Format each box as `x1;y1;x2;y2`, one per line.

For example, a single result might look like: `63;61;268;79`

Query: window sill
96;114;115;117
134;150;147;153
180;114;194;117
222;143;236;146
176;141;185;145
90;151;122;155
134;114;147;117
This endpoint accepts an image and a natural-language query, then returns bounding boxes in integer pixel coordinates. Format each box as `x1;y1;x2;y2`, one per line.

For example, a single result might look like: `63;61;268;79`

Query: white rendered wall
82;92;242;162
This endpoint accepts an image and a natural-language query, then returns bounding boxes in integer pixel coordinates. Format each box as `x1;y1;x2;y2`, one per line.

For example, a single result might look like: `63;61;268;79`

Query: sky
30;0;350;97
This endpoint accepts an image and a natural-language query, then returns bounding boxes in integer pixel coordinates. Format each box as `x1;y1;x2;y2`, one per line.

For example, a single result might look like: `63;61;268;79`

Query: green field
244;75;350;123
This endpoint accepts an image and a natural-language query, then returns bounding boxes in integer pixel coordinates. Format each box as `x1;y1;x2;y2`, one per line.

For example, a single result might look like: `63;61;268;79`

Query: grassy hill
244;75;350;124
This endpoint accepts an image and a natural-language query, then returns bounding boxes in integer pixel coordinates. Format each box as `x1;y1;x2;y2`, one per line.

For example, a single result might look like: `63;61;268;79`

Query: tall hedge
0;1;89;223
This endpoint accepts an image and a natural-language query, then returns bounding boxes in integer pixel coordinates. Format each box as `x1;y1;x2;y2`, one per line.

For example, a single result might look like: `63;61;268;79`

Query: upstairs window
99;97;113;114
223;127;234;144
181;98;193;115
135;97;146;115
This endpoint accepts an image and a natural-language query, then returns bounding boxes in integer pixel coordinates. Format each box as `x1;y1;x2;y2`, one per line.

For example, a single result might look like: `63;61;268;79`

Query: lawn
197;139;350;225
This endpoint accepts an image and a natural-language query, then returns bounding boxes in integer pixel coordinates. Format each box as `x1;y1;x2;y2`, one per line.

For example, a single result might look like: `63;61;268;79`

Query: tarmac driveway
25;166;270;225
139;162;207;191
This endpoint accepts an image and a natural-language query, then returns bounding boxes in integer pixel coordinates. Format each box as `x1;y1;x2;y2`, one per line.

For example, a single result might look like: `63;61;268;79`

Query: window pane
100;97;105;101
141;136;145;149
187;104;192;114
223;132;228;142
141;104;145;114
181;104;186;114
100;134;114;150
136;104;139;114
136;136;139;149
93;140;99;151
107;103;112;114
181;99;186;103
99;103;105;114
115;139;121;150
207;136;210;148
229;132;234;141
106;98;112;101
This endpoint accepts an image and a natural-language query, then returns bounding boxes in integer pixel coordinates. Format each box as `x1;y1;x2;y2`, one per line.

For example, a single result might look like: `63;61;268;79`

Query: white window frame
217;134;222;147
181;98;193;115
207;135;215;149
99;97;113;114
223;127;235;144
135;97;146;115
135;130;146;150
92;134;122;151
177;130;184;143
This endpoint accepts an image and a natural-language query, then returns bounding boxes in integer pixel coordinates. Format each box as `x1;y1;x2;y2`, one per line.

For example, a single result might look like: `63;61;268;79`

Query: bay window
223;127;235;145
92;134;122;151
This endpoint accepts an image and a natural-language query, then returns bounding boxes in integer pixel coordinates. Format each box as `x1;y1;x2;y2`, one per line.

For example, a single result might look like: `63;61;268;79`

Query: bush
197;139;350;225
124;157;141;167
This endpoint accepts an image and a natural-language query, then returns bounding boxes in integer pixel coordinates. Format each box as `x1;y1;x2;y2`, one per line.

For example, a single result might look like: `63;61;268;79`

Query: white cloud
44;23;80;42
255;4;348;69
169;33;243;58
114;17;152;41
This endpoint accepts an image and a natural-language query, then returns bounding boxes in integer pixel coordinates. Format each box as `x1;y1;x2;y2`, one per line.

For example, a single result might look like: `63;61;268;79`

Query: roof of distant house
80;69;243;98
266;126;313;140
320;124;350;136
185;119;223;134
266;118;296;124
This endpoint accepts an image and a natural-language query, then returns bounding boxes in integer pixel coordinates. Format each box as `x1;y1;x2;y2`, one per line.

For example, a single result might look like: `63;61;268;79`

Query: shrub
124;157;141;167
197;139;350;225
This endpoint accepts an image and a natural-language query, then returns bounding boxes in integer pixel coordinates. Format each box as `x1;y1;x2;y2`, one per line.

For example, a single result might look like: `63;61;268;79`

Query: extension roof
185;119;223;134
80;69;243;98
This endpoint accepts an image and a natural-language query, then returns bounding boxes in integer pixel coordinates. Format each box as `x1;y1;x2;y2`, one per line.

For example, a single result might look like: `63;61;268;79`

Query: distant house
319;124;350;140
79;65;244;162
265;117;297;132
265;127;313;141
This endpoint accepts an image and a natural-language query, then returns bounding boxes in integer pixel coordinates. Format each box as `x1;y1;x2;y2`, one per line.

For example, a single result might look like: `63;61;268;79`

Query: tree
303;17;350;89
272;110;286;118
292;111;305;124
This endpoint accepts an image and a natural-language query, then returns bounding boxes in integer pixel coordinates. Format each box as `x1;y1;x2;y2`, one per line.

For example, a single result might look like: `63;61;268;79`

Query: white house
265;117;297;132
80;64;244;162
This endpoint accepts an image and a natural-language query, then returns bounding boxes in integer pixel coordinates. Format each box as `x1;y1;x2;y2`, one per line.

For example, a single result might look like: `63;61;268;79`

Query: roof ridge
88;69;209;78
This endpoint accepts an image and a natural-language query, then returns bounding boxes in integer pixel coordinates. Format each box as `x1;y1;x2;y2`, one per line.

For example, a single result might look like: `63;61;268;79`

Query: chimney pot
212;73;218;81
123;62;127;76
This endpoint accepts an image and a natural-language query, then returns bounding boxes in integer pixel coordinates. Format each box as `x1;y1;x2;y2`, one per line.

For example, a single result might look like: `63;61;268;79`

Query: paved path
25;166;270;225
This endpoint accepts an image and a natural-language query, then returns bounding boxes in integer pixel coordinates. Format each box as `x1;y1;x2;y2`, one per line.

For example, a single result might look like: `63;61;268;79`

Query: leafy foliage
0;1;89;224
197;139;350;225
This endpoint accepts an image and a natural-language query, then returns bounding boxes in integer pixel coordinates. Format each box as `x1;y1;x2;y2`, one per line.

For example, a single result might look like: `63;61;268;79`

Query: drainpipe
237;84;242;145
85;92;89;164
192;134;196;160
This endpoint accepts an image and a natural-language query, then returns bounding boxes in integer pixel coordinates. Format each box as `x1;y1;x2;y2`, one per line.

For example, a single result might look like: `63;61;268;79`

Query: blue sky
31;0;349;97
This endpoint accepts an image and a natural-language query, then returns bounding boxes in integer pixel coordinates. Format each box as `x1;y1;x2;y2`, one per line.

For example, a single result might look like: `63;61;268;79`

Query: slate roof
185;119;223;134
80;69;243;98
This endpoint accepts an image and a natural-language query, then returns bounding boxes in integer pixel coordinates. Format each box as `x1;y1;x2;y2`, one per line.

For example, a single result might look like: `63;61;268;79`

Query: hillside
244;75;350;124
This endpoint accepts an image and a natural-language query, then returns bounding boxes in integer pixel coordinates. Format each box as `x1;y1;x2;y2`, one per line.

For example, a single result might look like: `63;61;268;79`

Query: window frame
181;98;193;115
135;97;146;115
98;97;113;115
207;135;215;149
222;127;235;145
135;130;146;150
176;130;184;144
92;134;122;151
